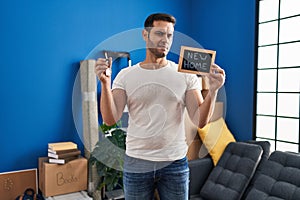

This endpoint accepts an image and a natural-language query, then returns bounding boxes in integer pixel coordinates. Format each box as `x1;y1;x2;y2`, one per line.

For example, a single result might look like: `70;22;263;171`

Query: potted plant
89;121;126;197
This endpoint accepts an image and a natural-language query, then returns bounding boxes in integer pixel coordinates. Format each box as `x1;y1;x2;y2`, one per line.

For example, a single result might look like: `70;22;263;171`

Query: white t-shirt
112;61;201;161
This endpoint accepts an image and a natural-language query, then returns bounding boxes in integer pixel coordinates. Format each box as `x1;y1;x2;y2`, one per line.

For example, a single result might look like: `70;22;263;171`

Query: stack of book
48;142;81;164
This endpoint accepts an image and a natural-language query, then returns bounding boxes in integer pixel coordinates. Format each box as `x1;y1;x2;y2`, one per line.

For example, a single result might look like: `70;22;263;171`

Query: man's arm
95;57;127;126
185;89;217;128
100;86;126;126
186;64;225;128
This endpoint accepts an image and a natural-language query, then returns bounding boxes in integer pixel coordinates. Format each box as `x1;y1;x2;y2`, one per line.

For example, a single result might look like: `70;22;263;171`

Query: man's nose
161;34;170;43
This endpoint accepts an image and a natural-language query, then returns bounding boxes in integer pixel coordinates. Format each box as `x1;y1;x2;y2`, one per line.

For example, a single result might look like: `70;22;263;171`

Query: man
94;13;225;200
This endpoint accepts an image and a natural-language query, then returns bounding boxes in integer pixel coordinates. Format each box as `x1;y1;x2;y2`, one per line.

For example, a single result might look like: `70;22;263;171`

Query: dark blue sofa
188;141;300;200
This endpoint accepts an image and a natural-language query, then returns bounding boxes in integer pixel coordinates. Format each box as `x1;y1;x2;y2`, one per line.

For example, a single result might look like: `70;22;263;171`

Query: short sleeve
186;74;202;91
112;69;126;90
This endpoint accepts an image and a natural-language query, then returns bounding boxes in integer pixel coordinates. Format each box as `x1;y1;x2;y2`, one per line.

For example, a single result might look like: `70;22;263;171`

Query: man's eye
156;32;164;36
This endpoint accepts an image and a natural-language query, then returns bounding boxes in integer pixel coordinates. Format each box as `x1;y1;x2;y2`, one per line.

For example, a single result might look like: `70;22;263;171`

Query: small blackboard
178;46;216;75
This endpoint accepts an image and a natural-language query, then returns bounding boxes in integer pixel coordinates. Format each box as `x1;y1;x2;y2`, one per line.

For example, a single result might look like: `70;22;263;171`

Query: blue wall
190;0;256;141
0;0;255;172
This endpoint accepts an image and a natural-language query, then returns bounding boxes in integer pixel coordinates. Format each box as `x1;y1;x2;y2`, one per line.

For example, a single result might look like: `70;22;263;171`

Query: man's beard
148;47;166;58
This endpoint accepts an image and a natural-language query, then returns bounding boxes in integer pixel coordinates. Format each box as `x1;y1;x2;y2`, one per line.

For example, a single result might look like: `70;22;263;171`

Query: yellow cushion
198;118;236;166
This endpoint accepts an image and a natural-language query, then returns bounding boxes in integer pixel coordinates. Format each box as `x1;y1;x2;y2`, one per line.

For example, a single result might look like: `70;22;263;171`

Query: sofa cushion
198;117;236;166
244;151;300;200
189;157;213;197
242;140;271;198
199;142;263;200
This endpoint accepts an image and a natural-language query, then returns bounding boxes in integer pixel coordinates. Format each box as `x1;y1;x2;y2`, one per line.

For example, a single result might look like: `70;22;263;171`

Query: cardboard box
0;168;37;200
187;135;202;160
39;157;88;197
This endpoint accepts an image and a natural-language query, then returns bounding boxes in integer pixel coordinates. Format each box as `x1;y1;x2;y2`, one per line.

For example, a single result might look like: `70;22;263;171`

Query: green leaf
99;123;117;133
89;121;126;191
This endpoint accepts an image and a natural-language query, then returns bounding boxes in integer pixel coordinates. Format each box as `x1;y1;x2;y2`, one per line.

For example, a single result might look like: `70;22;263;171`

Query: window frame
254;0;300;152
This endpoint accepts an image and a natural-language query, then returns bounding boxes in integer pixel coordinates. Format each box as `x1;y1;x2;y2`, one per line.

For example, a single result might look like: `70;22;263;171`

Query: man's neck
140;52;168;70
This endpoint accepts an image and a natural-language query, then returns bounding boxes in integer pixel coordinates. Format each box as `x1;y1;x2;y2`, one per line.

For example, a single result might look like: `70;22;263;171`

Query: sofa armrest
188;157;213;196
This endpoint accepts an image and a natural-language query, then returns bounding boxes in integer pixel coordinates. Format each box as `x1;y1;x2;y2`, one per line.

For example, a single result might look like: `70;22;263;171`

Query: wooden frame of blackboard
178;46;216;75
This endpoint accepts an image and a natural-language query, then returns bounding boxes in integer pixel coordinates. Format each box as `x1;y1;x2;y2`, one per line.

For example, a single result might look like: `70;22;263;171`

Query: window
255;0;300;152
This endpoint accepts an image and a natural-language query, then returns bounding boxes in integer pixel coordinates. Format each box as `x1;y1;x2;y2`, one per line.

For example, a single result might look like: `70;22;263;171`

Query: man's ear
142;29;148;41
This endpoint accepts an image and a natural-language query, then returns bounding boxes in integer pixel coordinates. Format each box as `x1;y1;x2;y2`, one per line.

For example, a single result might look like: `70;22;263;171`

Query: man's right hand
94;57;112;84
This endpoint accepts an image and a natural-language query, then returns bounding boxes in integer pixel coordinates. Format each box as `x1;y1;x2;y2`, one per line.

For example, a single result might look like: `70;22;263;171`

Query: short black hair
144;13;176;31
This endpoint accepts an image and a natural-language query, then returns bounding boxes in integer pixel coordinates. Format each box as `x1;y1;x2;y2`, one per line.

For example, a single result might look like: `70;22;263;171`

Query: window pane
280;0;300;18
257;93;276;115
277;117;299;142
279;16;300;43
279;42;300;67
258;45;278;69
276;141;299;153
278;68;300;92
258;22;278;46
259;0;279;22
277;93;300;117
256;116;276;139
257;69;277;92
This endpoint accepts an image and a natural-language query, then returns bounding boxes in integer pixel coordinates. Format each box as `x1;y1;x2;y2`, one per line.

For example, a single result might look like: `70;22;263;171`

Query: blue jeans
123;155;189;200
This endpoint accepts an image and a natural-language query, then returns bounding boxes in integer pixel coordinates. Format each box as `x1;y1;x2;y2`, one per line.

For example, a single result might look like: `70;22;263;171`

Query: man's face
145;20;174;58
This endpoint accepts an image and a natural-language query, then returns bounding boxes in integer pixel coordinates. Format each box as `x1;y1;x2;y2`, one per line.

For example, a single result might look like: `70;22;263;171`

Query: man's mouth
158;46;168;51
